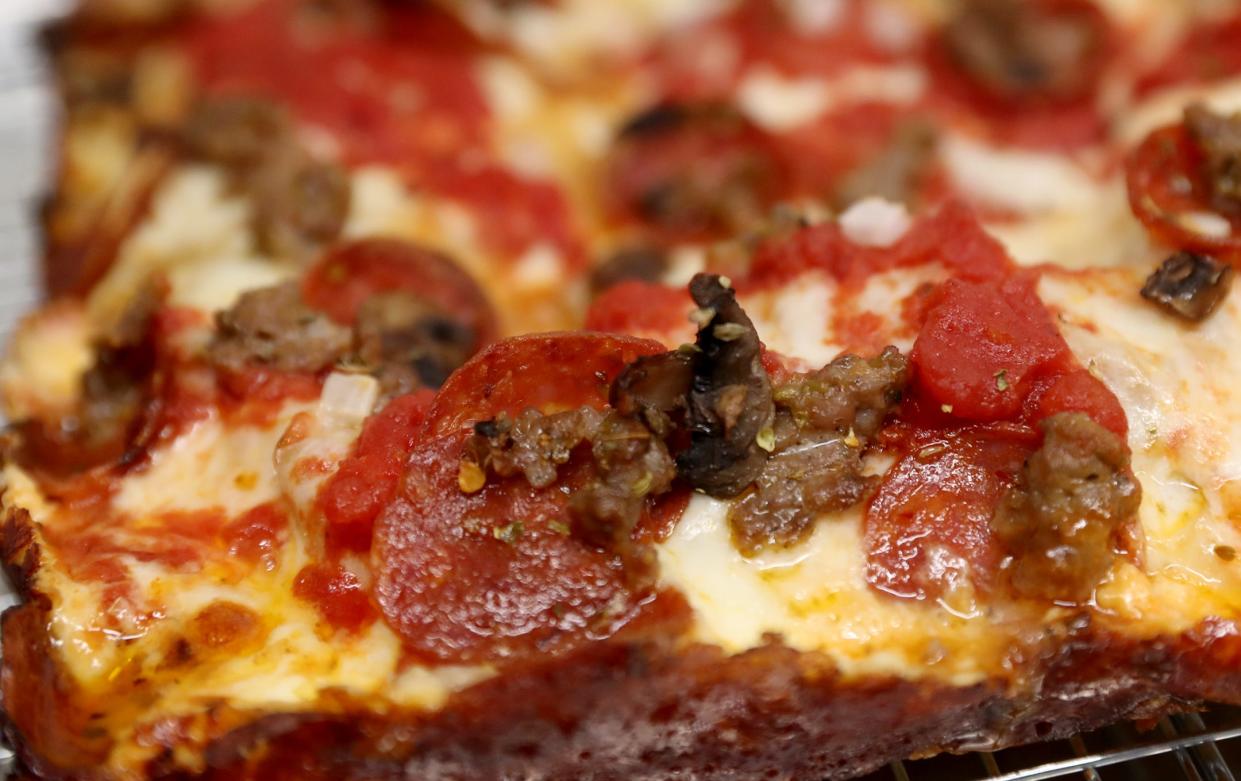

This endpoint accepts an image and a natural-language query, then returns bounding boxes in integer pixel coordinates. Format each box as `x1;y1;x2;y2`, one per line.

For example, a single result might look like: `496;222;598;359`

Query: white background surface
0;0;69;345
0;1;69;772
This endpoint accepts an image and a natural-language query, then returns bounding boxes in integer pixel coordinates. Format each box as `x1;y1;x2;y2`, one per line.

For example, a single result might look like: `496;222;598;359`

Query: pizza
6;0;1241;778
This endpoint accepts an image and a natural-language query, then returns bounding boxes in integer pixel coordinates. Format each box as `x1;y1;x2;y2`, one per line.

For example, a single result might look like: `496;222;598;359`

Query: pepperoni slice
374;333;671;664
584;281;695;347
374;430;653;664
425;332;665;436
865;425;1036;600
1125;124;1241;261
303;238;498;349
910;275;1068;422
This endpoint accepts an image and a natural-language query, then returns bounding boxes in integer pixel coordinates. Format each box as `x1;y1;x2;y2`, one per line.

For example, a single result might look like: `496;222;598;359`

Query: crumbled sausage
993;412;1141;603
608;103;784;237
833;120;938;209
590;246;669;295
250;156;352;261
568;413;677;577
208;282;352;374
1184;103;1241;214
354;291;478;397
1140;251;1234;322
466;406;676;580
15;284;163;474
944;0;1103;104
184;95;351;261
728;347;909;555
467;408;605;489
183;96;292;168
676;274;775;497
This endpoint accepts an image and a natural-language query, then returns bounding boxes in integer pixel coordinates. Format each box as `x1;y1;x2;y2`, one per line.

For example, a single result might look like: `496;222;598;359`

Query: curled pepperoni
865;426;1036;601
426;332;665;436
910;275;1068;422
927;0;1110;149
302;238;498;349
1125;123;1241;261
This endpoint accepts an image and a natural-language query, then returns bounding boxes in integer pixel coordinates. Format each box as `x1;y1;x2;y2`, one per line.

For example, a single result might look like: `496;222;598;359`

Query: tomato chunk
318;391;434;555
910;276;1068;422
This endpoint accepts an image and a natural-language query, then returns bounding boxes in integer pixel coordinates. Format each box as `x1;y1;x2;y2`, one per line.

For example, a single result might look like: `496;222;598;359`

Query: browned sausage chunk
208;282;352;374
607;104;786;238
728;347;909;556
1184;103;1241;214
354;291;478;397
944;0;1104;104
994;412;1141;603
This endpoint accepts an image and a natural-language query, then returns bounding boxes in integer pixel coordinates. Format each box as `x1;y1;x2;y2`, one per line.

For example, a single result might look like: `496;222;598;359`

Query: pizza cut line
8;0;1241;779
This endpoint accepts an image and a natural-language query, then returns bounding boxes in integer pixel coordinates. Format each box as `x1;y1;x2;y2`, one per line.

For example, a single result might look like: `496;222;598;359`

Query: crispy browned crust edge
4;486;1241;781
37;11;179;300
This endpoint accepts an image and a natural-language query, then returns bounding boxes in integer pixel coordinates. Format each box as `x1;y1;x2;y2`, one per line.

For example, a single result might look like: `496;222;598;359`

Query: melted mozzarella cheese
89;166;262;328
3;394;494;775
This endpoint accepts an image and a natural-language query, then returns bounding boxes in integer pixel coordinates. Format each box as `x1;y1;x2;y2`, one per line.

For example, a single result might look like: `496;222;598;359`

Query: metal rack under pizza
863;708;1241;781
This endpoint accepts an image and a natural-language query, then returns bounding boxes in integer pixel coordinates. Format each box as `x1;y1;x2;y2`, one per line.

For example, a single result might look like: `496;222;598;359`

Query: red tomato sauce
584;281;695;346
318;390;435;556
222;502;289;571
293;563;378;635
184;0;584;265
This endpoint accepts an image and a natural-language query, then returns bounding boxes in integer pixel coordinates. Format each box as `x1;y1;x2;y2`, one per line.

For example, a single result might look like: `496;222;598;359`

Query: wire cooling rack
4;2;1241;780
864;709;1241;781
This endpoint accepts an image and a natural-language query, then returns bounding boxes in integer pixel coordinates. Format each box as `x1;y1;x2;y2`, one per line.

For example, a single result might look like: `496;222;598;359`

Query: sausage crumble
729;347;909;556
183;95;352;262
207;282;352;374
993;412;1141;603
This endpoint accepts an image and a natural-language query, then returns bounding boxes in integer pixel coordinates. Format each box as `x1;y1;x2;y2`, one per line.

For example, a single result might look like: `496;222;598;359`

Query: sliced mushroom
676;273;775;497
1140;251;1234;322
